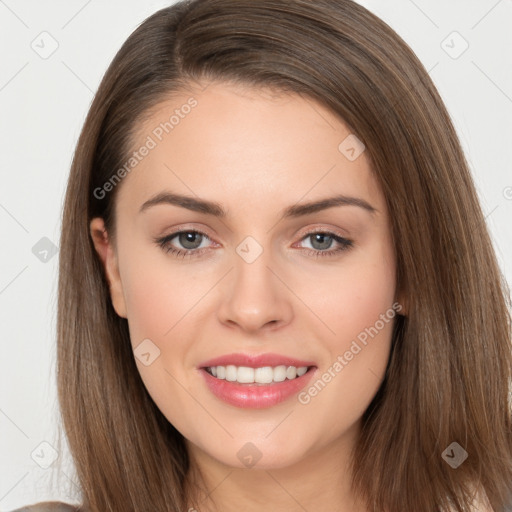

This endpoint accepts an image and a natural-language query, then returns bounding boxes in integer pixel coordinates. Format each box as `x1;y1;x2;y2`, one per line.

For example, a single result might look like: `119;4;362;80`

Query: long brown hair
56;0;512;510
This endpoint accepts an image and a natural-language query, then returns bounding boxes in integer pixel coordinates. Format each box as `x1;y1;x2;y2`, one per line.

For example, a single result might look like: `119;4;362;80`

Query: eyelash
154;229;353;259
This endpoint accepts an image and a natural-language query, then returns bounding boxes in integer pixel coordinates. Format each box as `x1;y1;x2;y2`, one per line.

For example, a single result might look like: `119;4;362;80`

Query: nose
216;241;294;333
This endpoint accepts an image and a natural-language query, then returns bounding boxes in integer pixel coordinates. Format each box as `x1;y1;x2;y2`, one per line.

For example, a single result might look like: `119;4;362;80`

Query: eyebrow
138;191;377;218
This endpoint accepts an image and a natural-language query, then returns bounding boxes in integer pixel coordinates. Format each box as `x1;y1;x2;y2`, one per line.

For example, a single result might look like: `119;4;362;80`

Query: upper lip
199;352;317;369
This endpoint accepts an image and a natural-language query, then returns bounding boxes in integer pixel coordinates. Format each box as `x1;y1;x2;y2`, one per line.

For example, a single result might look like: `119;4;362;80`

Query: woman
14;0;512;510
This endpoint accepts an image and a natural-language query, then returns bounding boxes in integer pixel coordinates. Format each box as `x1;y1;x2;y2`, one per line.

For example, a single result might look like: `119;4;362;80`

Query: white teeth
206;365;310;384
296;366;308;377
286;366;296;380
225;365;237;382
237;366;255;383
273;365;287;382
254;366;273;384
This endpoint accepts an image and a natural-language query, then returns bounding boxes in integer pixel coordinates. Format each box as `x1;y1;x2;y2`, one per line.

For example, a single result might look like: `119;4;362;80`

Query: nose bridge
217;233;293;331
234;234;274;293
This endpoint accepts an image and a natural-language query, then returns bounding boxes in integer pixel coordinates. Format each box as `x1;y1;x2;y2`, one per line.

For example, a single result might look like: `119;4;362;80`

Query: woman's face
91;81;404;471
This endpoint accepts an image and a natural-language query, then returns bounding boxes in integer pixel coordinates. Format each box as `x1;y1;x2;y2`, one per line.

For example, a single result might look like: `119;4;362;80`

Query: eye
155;230;212;258
295;230;353;258
154;228;354;259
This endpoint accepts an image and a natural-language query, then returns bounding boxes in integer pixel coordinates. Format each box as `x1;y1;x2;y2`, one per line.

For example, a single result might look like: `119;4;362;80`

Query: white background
0;0;511;509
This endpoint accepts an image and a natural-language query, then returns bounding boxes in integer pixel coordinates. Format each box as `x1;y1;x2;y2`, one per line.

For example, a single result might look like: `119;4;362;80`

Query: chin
206;439;310;471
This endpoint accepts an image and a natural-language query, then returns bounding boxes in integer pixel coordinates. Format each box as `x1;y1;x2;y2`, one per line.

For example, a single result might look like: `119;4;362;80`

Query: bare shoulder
9;502;80;512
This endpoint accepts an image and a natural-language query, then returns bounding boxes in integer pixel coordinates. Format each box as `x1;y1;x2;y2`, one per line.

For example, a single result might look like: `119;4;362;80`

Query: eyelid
154;223;353;260
157;224;217;242
156;223;349;246
293;224;350;240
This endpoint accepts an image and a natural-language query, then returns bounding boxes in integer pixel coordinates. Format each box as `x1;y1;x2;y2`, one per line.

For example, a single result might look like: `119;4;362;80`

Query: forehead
116;81;383;217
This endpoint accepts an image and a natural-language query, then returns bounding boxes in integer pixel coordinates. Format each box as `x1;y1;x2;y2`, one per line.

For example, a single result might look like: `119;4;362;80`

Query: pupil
180;232;201;249
312;233;331;250
177;233;333;251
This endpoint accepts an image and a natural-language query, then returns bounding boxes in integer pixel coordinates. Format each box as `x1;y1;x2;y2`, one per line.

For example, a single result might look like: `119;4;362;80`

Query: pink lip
198;352;316;369
199;366;317;409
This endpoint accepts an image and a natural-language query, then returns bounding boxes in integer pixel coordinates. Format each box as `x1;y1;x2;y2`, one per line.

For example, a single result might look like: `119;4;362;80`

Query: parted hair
53;0;512;510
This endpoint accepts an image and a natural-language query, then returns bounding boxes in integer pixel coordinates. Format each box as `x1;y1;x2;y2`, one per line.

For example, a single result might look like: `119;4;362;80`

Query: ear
395;286;408;317
89;217;127;318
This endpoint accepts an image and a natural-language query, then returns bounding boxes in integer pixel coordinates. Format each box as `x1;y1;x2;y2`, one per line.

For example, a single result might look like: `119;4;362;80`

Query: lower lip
199;367;317;409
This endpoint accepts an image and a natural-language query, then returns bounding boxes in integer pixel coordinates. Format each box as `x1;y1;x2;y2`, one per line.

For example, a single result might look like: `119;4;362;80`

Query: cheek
119;254;202;430
296;240;397;412
120;250;206;345
306;240;397;346
122;276;171;346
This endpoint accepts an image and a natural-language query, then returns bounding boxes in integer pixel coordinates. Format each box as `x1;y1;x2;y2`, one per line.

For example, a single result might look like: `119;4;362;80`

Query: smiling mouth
203;364;316;386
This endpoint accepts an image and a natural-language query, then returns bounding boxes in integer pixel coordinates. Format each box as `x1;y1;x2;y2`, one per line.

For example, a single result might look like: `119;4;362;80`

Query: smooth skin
90;81;407;512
